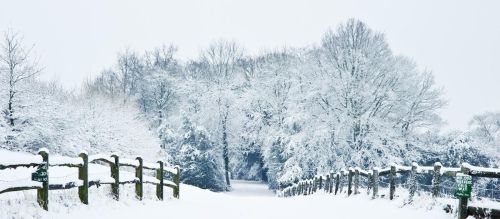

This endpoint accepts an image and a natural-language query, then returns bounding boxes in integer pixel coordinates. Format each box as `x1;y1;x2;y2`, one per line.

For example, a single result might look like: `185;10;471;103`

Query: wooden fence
279;162;500;219
0;148;181;211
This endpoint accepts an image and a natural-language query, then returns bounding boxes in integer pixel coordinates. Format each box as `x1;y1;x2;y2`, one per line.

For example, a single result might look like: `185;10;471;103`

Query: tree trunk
222;116;230;186
8;89;14;126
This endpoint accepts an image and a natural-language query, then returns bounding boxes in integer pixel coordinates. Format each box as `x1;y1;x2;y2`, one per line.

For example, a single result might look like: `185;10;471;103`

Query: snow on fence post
389;164;396;200
335;173;340;195
458;163;471;219
408;162;418;203
372;168;379;199
156;161;164;200
432;162;442;198
135;157;143;200
78;151;89;204
354;168;360;195
110;154;120;200
173;166;181;198
347;168;353;196
37;149;49;211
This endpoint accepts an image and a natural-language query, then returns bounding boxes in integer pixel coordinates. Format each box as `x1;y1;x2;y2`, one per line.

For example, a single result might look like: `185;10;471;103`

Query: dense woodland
1;19;499;191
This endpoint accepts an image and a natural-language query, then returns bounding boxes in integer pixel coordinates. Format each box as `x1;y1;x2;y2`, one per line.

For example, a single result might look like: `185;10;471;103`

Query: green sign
31;166;48;182
455;173;472;198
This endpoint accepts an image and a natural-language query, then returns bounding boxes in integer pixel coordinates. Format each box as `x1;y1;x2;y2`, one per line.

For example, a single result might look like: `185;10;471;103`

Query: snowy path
225;180;275;197
42;180;452;219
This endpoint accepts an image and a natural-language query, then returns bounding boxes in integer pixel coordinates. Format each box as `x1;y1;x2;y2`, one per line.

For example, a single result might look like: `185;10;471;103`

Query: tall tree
200;39;243;186
0;30;41;127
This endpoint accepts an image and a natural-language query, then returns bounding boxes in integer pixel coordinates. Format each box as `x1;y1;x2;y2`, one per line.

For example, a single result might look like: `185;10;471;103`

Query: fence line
0;148;181;211
279;162;500;219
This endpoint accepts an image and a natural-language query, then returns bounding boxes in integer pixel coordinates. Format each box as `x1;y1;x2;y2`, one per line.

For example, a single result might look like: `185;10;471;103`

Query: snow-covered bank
56;182;453;219
1;179;455;219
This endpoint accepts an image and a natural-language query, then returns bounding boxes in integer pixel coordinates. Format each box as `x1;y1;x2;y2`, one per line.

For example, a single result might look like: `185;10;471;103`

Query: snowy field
1;179;457;219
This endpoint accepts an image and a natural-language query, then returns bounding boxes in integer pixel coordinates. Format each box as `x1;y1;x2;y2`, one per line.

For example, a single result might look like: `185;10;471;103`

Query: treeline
1;19;498;191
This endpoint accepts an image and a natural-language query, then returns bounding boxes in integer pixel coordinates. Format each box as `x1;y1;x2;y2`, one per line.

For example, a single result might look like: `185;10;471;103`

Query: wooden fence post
135;157;143;200
367;172;372;195
303;180;307;195
308;179;313;195
354;168;360;195
389;164;396;200
156;161;164;200
319;175;323;191
458;163;471;219
312;176;317;193
37;149;49;211
78;151;89;204
348;168;353;196
173;166;181;198
302;181;306;196
408;162;418;203
372;168;379;199
110;154;120;200
340;170;346;194
335;173;340;195
303;181;306;195
300;181;304;196
299;182;303;195
329;172;334;193
432;162;442;198
297;182;300;196
325;175;330;192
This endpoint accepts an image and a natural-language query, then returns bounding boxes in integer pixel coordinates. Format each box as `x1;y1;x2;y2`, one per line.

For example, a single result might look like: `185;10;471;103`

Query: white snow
38;180;452;219
51;155;83;166
89;154;114;163
463;163;500;174
0;149;43;166
142;161;160;170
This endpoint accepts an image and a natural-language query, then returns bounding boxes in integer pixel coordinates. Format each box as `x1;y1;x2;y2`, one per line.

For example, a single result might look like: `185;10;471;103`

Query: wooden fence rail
0;148;181;211
279;162;500;219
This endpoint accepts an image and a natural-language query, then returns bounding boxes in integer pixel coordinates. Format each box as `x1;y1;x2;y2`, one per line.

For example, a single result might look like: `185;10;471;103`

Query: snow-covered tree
178;116;227;191
0;30;41;148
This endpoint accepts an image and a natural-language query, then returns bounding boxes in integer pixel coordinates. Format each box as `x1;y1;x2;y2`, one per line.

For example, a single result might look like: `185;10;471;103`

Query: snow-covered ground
56;181;454;219
1;179;455;219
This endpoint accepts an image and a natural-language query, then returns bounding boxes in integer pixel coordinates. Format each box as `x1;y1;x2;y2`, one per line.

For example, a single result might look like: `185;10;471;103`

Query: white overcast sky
1;0;499;131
